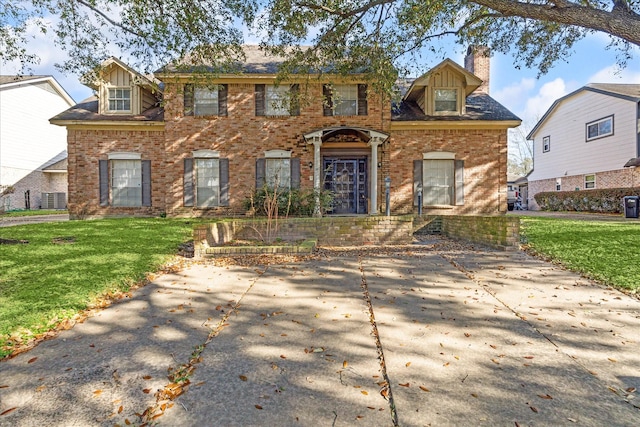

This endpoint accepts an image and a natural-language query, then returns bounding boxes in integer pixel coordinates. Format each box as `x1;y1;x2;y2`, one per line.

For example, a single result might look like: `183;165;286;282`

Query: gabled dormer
87;57;161;115
402;58;482;116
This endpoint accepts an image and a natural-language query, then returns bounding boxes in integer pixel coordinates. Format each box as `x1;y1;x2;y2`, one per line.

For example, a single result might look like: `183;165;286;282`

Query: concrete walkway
1;242;639;426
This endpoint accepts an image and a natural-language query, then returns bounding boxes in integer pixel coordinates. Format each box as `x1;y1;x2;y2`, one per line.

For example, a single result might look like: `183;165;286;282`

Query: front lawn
520;217;640;292
0;218;195;358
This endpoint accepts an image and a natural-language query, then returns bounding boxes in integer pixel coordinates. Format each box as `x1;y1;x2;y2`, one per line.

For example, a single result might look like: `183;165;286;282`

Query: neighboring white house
0;76;75;211
526;83;640;210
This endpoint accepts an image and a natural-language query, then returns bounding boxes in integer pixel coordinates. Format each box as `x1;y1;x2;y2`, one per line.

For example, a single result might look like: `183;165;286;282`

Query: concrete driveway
0;214;69;228
1;240;639;426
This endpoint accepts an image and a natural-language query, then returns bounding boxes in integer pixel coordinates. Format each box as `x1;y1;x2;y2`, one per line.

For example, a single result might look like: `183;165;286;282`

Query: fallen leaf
118;406;123;414
626;387;637;393
367;406;376;410
143;375;152;380
280;355;287;359
419;386;430;392
537;394;553;400
0;385;8;389
464;333;471;337
530;406;538;413
124;420;131;426
1;407;17;415
239;375;248;381
255;405;263;410
35;385;46;392
405;362;411;367
93;390;102;396
471;393;478;398
399;382;410;387
356;415;364;419
361;390;368;395
343;360;348;368
524;356;534;359
142;388;151;394
607;358;617;363
27;357;37;364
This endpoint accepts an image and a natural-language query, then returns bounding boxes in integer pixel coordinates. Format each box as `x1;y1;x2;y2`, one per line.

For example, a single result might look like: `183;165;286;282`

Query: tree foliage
1;0;638;90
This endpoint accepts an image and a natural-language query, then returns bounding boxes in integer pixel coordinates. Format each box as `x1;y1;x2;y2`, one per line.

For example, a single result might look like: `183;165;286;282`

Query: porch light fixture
308;162;313;169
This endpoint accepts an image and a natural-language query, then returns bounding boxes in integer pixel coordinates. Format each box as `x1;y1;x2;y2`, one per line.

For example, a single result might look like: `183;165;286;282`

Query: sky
2;16;639;138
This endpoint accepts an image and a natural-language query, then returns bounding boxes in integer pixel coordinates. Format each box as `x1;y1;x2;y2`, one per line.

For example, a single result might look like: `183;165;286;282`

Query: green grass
520;217;640;292
1;209;68;217
0;218;196;358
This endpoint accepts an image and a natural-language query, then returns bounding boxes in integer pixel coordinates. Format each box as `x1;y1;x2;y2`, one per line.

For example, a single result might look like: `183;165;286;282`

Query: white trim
192;149;220;158
423;151;455;160
264;149;291;159
108;152;141;160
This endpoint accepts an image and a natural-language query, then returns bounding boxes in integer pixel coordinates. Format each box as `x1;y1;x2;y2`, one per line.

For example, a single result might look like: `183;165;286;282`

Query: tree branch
75;0;146;39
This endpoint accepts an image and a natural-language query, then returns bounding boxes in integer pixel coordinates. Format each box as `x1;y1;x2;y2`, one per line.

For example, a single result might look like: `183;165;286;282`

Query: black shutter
256;158;266;189
455;160;464;205
184;158;194;207
290;84;300;116
255;84;265;116
141;160;151;207
413;160;423;207
218;84;228;116
323;85;333;116
184;84;194;116
290;158;301;189
99;160;109;207
220;158;229;206
357;84;368;116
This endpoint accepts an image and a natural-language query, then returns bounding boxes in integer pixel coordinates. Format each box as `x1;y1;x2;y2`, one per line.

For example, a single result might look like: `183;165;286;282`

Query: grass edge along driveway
0;217;196;359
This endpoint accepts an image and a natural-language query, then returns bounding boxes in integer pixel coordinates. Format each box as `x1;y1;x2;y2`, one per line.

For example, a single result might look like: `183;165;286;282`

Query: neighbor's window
111;159;141;206
195;158;220;207
194;87;219;116
265;85;291;116
543;136;551;153
108;88;131;112
584;174;596;189
434;89;457;113
586;116;613;141
556;178;562;191
423;159;454;205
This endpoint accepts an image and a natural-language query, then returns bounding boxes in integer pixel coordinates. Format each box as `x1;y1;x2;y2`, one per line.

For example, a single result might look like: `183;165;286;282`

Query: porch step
413;215;443;235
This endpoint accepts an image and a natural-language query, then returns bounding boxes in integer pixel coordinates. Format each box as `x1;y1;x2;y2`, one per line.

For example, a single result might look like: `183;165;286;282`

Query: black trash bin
623;196;639;218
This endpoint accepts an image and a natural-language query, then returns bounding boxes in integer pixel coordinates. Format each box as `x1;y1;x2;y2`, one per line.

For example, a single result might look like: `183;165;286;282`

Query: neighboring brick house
527;84;640;210
50;47;520;219
0;76;74;211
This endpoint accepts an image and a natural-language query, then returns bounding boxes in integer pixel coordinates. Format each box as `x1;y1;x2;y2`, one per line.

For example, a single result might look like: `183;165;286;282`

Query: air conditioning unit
41;192;67;209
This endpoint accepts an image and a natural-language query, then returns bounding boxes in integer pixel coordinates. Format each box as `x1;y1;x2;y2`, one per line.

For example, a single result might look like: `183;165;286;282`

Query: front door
323;158;367;214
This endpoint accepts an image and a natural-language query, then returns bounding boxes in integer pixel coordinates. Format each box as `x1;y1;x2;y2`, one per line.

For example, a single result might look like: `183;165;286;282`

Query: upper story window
184;84;228;117
543;136;550;153
434;89;457;113
323;84;367;116
255;84;299;116
586;115;613;141
108;88;131;112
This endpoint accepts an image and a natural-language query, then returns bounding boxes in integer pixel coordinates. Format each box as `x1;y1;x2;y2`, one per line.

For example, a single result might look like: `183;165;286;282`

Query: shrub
535;187;640;213
244;187;333;217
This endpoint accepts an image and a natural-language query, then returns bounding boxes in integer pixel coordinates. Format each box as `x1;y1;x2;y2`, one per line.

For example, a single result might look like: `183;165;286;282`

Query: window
195;158;220;207
256;150;301;190
99;154;150;208
543;136;550;153
111;159;141;206
183;150;229;208
584;174;596;189
184;84;228;116
413;152;464;207
265;85;291;116
323;84;367;116
194;87;219;116
255;84;299;116
108;88;131;112
434;89;457;113
586;116;613;141
556;178;562;191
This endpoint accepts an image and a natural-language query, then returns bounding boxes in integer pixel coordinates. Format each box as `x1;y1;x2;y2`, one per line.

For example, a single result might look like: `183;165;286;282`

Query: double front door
323;158;368;214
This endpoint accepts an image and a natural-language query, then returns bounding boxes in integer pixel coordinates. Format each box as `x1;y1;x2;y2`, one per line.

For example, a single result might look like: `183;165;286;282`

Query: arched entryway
303;126;389;215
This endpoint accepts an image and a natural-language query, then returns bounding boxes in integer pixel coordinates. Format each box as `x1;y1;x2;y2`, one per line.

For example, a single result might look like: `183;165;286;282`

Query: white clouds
522;78;569;123
588;64;640;84
492;77;536;111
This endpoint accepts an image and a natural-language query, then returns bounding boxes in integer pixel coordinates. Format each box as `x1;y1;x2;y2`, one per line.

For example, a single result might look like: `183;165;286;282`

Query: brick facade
59;51;517;219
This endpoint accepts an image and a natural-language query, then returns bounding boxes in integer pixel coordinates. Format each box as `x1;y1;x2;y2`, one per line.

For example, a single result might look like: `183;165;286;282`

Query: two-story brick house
50;47;520;219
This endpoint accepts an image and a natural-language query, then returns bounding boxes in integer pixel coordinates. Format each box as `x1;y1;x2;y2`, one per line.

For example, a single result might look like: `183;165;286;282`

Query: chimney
464;46;490;94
